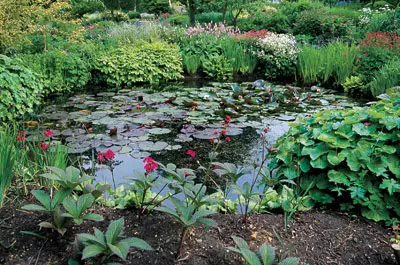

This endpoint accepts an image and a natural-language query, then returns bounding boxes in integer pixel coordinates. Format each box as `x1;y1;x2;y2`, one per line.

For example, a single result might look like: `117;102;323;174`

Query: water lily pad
277;115;296;121
130;152;151;159
61;129;86;137
138;141;169;151
166;145;182;151
148;128;171;135
119;146;132;154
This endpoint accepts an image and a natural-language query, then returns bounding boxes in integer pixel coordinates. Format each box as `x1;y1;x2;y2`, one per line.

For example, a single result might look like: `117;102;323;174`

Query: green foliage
358;47;396;83
343;76;366;95
237;12;290;33
141;0;172;15
167;14;189;26
279;0;324;26
96;41;182;86
62;194;103;225
182;53;201;74
127;11;141;19
294;9;324;37
71;0;105;17
272;98;400;223
202;54;233;80
369;60;400;97
78;217;153;264
196;12;224;24
41;166;93;190
106;22;163;43
228;236;300;265
0;128;16;207
297;42;358;85
20;50;91;95
0;55;43;121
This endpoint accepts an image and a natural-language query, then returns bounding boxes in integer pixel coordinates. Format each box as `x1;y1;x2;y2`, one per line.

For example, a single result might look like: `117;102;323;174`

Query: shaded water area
34;80;361;191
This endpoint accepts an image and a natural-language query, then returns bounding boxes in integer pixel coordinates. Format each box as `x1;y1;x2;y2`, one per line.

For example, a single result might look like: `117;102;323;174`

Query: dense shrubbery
272;96;400;223
0;55;43;121
70;0;105;16
96;41;182;85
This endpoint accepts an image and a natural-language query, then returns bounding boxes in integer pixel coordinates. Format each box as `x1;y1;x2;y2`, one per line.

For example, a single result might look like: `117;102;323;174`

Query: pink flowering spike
104;149;115;160
40;142;49;151
187;149;196;158
43;130;54;137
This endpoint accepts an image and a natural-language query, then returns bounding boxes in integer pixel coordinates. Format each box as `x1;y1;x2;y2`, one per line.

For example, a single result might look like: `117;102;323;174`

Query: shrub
70;0;105;17
140;0;172;15
196;12;224;24
343;76;366;96
96;41;182;85
294;9;324;37
271;98;400;223
20;49;92;95
168;14;189;26
127;11;141;19
256;33;299;79
0;55;43;121
237;11;290;33
279;0;324;26
370;59;400;97
321;14;353;40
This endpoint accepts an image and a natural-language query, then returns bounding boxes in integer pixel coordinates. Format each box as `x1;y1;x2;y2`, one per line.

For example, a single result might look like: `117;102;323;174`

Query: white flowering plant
256;33;299;79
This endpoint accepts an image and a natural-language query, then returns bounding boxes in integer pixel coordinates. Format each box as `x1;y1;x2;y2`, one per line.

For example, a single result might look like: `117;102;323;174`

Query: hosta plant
77;217;153;264
272;97;400;223
228;236;300;265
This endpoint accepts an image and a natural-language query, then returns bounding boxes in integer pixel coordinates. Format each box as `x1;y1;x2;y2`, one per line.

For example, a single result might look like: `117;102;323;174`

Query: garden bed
0;204;395;265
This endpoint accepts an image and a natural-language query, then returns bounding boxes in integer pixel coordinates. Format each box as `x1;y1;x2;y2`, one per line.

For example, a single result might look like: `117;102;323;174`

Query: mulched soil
0;204;396;265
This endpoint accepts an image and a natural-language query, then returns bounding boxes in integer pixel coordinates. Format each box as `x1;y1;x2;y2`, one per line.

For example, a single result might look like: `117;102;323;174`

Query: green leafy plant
0;55;43;121
0;128;16;207
369;59;400;97
62;193;103;225
96;41;183;86
272;97;400;223
202;54;233;80
156;197;217;257
41;166;93;190
343;76;366;95
77;217;153;264
228;236;300;265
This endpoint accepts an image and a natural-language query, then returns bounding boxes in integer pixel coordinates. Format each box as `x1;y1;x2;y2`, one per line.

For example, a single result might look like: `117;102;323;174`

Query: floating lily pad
138;141;169;152
119;146;132;154
130;152;151;159
148;128;171;135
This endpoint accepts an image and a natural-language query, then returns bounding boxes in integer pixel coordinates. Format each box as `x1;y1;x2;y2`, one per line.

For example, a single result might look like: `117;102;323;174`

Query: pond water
34;80;360;193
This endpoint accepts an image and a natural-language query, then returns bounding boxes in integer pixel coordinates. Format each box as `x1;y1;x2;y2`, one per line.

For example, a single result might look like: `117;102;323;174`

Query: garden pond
28;81;362;192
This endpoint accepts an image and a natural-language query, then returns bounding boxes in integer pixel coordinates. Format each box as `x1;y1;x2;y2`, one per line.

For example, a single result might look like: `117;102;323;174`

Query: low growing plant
77;217;153;264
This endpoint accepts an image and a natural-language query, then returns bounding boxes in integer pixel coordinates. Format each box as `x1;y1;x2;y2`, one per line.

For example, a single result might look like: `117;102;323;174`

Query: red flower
187;149;196;158
225;137;231;142
221;129;227;135
97;152;105;162
210;138;215;143
184;172;192;176
136;105;141;110
214;165;219;169
143;157;158;173
104;149;115;160
213;130;218;135
16;131;27;142
40;142;49;151
43;130;54;137
263;128;269;133
364;122;371;126
225;116;231;123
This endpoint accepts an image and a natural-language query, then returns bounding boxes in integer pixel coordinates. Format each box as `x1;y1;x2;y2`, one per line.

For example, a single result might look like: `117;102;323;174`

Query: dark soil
0;204;396;265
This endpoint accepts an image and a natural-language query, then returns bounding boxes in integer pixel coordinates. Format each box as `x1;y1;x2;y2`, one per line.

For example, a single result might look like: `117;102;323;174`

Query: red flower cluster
360;31;400;54
40;142;49;151
187;149;196;158
143;157;158;173
16;131;27;142
97;149;115;163
238;29;271;40
210;116;232;144
43;130;54;137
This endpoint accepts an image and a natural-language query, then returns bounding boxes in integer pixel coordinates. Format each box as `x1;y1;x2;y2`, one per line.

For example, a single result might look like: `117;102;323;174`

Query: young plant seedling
62;193;103;225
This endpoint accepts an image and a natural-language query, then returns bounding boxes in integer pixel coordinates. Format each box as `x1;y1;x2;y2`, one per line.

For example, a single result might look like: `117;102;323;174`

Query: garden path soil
0;205;396;265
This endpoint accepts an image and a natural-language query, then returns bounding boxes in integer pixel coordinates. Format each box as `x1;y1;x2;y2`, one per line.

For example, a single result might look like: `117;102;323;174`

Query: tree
176;0;198;25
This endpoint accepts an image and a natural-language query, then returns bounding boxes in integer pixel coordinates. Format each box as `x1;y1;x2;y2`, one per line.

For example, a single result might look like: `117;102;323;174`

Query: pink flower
213;131;218;135
225;116;231;123
40;142;49;151
263;128;269;133
16;131;27;142
214;165;219;169
97;152;105;162
364;122;371;126
143;157;158;173
104;149;115;160
221;129;227;136
187;149;196;158
225;137;231;142
136;105;140;110
210;138;215;143
43;130;54;137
